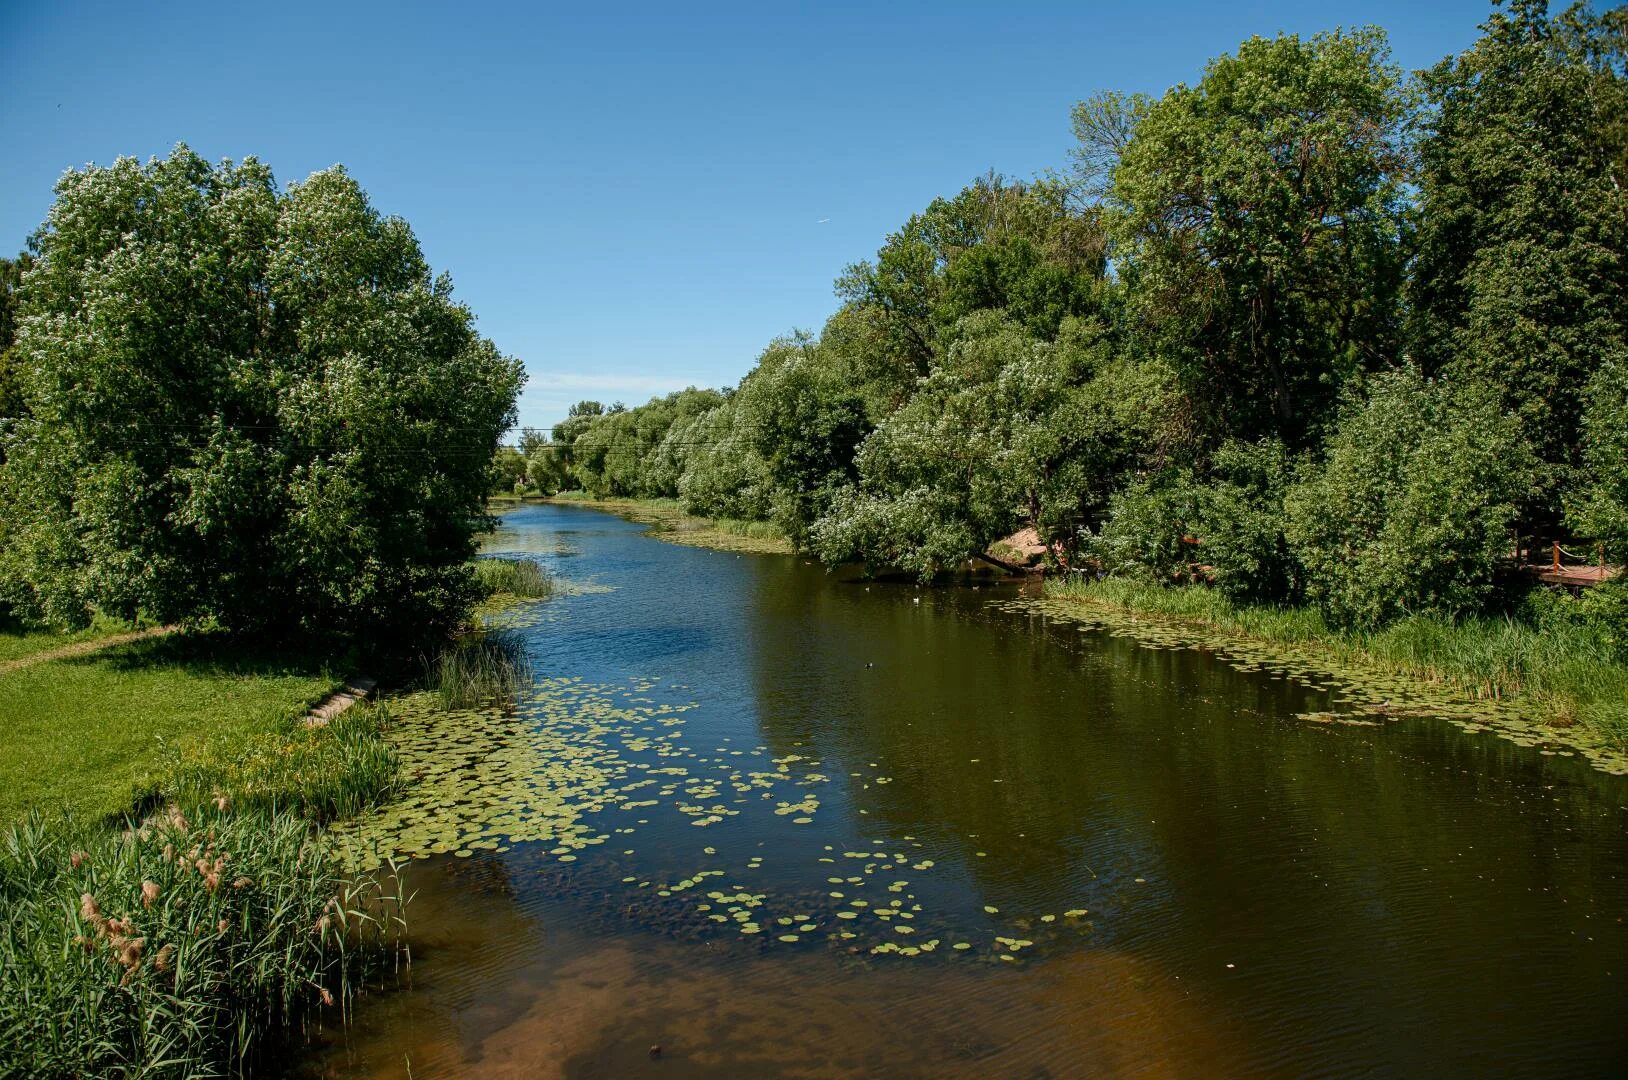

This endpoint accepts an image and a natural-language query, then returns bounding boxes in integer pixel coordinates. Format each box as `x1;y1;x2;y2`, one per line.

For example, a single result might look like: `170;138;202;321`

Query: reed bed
1048;576;1628;744
0;806;406;1078
473;556;554;601
428;632;533;710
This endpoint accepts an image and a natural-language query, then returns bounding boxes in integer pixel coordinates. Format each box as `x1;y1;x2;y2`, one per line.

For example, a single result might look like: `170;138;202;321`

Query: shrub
1191;439;1298;603
1086;469;1201;582
1284;368;1534;626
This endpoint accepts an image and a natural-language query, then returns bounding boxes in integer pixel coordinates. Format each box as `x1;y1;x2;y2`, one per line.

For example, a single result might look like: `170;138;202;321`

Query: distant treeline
502;3;1627;632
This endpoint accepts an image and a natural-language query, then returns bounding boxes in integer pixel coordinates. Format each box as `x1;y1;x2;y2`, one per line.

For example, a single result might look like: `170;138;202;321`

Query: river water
301;503;1628;1078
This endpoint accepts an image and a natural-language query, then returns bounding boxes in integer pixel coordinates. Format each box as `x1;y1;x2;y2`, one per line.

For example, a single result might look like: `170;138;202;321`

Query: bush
1191;439;1298;603
1569;356;1628;560
1086;469;1201;582
1284;368;1534;626
0;806;406;1078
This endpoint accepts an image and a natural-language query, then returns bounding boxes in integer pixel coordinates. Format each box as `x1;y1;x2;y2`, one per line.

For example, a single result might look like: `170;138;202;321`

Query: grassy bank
0;634;344;824
545;493;793;555
0;625;410;1077
1047;576;1628;749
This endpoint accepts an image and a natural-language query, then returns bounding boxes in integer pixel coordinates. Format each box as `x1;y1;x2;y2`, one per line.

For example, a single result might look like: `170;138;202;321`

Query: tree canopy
0;147;523;644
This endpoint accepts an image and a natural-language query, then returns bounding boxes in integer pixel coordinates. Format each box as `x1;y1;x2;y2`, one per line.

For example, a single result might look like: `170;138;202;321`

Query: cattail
79;893;101;922
141;880;161;908
70;850;88;870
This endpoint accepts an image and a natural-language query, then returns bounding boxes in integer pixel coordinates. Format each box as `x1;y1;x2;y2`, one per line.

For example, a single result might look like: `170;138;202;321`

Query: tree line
512;2;1627;633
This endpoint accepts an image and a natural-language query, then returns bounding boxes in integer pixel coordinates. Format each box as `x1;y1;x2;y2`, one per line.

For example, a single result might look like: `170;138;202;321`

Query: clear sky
2;0;1497;431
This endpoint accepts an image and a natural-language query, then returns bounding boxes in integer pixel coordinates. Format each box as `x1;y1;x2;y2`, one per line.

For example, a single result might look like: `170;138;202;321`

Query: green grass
473;555;555;601
0;634;341;825
1047;576;1628;746
0;612;136;665
150;704;401;824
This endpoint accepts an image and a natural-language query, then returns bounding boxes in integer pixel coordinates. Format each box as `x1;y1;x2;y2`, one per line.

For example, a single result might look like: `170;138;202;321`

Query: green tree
1110;28;1412;450
0;146;523;643
0;253;33;434
1283;368;1534;626
1409;1;1628;529
488;445;527;494
1570;358;1628;559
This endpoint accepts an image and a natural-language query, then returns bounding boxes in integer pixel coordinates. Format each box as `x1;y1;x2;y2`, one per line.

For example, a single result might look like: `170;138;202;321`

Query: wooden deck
1522;563;1620;588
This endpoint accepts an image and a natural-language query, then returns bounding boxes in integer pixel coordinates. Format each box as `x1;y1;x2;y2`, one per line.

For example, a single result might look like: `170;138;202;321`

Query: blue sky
2;0;1496;430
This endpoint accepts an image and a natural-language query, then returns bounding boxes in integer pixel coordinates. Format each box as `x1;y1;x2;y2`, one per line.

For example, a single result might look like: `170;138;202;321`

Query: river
300;502;1628;1078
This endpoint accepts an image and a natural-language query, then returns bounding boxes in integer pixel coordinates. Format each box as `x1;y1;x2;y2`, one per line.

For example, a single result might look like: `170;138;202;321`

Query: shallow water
301;503;1628;1078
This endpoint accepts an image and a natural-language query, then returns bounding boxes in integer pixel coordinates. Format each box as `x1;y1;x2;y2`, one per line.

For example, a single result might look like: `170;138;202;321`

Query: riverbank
0;564;552;1076
1043;576;1628;769
541;493;794;555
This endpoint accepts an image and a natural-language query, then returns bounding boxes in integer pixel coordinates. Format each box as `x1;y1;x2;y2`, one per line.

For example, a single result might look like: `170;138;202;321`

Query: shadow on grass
78;630;352;682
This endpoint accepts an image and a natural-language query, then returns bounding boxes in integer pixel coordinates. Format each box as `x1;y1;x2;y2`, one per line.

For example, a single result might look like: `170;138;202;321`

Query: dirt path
0;625;177;675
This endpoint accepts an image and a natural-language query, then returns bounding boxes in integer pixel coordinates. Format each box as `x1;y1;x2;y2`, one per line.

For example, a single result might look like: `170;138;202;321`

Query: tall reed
0;806;407;1078
428;632;533;710
473;556;554;600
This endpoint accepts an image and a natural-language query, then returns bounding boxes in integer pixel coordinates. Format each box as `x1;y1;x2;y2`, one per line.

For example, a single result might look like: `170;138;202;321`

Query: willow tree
0;146;524;643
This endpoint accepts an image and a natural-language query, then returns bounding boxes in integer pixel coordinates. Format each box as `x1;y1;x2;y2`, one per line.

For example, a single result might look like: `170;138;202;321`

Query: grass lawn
0;633;341;824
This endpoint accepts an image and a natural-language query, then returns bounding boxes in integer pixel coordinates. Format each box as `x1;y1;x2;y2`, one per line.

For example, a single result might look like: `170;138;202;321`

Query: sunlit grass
0;634;340;825
0;612;135;665
151;704;401;824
